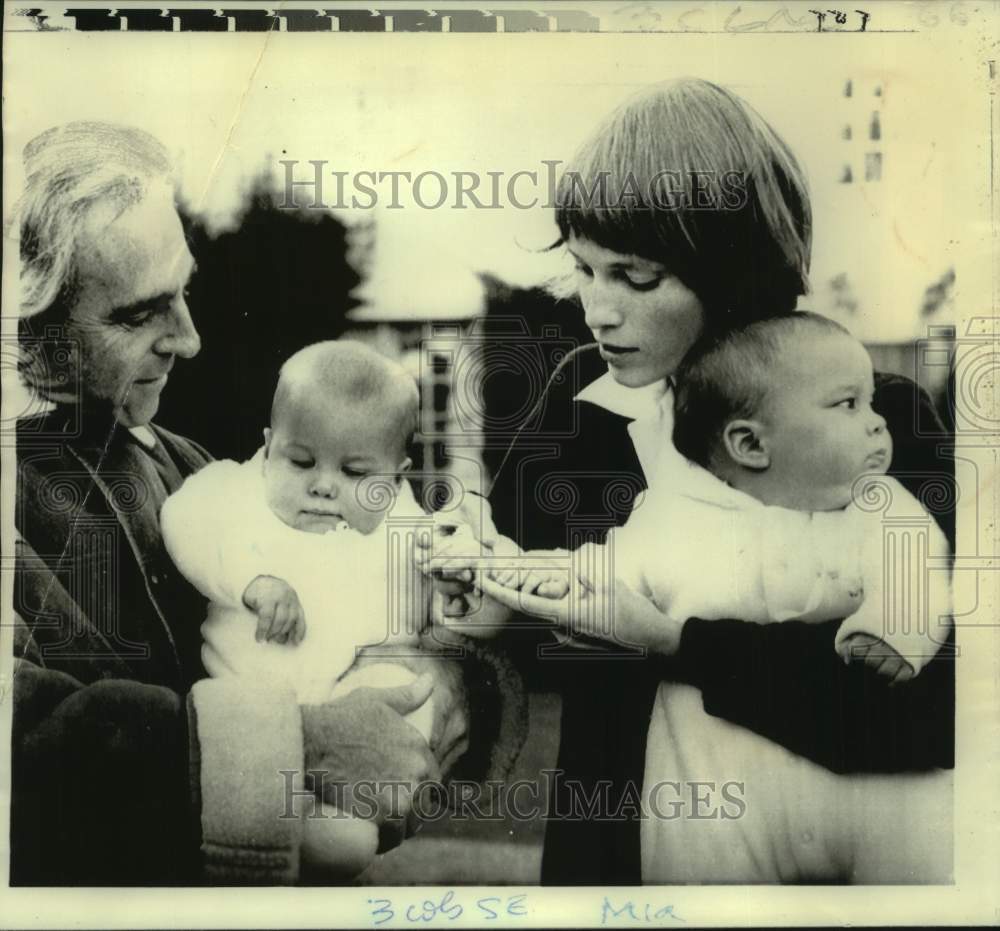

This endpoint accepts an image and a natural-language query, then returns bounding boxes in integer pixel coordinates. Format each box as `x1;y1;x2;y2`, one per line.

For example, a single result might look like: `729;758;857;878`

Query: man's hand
301;674;442;848
839;632;915;685
352;642;470;775
242;575;305;645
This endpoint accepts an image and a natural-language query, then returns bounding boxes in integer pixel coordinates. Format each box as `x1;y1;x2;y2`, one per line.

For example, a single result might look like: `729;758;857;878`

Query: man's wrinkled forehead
76;183;192;296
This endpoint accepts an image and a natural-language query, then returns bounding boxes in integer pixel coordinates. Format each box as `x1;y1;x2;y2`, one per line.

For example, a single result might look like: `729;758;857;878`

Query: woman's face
567;235;706;388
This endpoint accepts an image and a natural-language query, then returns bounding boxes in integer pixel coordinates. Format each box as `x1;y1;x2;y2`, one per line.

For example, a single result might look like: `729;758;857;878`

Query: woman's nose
156;299;201;359
582;277;624;332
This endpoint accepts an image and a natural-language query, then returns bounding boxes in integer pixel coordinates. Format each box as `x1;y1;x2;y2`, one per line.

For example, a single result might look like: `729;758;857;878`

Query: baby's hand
487;550;571;600
421;521;483;584
839;632;914;685
243;574;306;645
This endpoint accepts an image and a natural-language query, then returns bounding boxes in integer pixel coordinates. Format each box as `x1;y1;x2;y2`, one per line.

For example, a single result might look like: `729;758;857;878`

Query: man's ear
722;419;770;470
263;427;273;458
396;456;413;484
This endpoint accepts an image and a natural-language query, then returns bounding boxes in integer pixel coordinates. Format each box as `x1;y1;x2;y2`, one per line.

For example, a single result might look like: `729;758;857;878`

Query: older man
10;122;518;885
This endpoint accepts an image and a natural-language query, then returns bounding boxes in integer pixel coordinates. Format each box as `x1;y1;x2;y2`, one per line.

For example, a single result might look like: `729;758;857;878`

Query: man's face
263;396;409;535
64;182;200;428
757;331;891;511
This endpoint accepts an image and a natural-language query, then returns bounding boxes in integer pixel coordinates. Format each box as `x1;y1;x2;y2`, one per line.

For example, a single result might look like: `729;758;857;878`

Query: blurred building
809;75;956;421
344;217;489;507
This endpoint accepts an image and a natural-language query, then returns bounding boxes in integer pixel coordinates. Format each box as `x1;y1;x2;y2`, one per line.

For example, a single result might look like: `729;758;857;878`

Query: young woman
440;78;955;883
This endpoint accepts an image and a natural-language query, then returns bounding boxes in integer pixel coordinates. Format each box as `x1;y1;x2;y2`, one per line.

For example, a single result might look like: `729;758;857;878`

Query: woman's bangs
555;167;698;270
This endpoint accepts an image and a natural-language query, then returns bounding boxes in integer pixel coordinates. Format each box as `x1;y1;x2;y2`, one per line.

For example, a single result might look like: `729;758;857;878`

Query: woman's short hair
554;78;812;330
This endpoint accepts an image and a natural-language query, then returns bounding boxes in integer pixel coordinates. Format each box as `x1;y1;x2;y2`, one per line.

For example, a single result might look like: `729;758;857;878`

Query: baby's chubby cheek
351;477;403;533
262;468;301;528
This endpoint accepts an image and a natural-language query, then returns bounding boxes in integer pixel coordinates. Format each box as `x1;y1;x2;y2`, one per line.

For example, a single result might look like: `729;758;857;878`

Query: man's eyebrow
109;291;174;320
109;258;198;320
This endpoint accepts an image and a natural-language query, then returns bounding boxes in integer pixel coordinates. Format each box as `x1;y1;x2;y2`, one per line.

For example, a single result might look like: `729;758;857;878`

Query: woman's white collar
574;372;669;421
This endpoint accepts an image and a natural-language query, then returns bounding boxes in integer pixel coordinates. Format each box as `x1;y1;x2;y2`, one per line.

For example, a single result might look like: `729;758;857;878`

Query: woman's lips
599;343;639;361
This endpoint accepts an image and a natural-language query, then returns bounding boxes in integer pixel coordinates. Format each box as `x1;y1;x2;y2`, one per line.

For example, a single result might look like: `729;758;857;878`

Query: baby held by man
162;341;435;877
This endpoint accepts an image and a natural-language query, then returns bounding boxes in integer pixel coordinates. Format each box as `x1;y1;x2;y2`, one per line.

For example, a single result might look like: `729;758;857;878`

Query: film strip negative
12;7;602;32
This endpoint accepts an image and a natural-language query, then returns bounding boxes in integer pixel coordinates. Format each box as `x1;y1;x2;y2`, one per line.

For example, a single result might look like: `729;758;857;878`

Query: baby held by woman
472;312;952;681
448;311;952;882
163;341;433;877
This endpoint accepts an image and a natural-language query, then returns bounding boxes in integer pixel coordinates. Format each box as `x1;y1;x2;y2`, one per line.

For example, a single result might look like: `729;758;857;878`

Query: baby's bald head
271;340;419;462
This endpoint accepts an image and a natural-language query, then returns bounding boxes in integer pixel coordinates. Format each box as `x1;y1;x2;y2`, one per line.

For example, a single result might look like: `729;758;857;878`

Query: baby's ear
722;419;770;470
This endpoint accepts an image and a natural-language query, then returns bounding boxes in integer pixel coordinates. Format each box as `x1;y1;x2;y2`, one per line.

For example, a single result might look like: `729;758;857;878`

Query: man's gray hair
19;121;174;322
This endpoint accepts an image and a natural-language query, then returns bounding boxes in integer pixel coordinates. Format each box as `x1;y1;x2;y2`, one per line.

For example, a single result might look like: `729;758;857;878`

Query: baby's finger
869;654;900;678
494;567;517;587
433;558;475;583
848;638;874;664
525;570;555;594
265;605;282;643
263;604;282;641
890;662;915;686
293;610;307;644
255;612;271;643
539;579;570;599
273;604;293;643
441;593;471;618
862;651;894;678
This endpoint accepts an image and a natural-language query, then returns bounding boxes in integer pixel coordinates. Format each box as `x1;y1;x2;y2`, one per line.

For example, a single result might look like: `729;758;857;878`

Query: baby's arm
162;456;307;643
833;501;952;682
242;575;306;645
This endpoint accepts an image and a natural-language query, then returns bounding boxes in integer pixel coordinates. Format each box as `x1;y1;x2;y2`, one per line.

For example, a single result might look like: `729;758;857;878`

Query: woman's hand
413;490;501;585
478;572;683;657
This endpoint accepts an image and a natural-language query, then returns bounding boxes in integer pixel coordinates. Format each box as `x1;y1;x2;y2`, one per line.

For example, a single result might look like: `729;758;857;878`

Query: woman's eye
624;275;662;292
